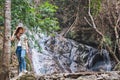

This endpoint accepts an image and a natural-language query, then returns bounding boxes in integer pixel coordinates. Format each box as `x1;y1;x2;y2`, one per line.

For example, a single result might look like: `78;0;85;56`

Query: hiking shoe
23;70;28;73
19;72;24;77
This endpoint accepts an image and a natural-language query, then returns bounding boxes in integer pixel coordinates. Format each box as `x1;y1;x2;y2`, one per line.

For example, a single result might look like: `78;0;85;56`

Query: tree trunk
0;0;11;80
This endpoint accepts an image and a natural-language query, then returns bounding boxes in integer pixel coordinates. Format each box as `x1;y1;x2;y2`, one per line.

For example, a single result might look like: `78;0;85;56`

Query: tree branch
88;0;119;63
63;13;78;37
84;17;92;27
88;0;104;38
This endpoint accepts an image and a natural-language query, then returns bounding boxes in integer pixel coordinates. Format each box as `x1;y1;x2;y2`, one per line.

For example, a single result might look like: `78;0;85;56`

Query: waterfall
27;30;112;75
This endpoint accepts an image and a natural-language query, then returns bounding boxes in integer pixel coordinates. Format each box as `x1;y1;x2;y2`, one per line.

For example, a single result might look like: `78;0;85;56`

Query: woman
11;27;28;75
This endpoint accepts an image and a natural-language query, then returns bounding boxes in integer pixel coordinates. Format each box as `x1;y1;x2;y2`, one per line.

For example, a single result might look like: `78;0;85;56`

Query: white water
28;29;58;75
28;30;47;74
32;49;40;74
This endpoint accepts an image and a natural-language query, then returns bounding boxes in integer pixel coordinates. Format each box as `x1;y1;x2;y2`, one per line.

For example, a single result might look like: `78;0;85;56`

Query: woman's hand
11;30;16;41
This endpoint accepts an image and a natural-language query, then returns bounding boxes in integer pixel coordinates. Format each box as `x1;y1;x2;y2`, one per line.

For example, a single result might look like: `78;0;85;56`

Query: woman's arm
11;30;16;41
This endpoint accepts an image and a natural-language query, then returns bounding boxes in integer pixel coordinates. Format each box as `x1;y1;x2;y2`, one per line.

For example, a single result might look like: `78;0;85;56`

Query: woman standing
11;26;28;76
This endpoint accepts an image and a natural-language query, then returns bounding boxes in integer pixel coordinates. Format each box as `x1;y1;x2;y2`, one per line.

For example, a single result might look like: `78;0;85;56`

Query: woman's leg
16;46;22;72
21;49;27;71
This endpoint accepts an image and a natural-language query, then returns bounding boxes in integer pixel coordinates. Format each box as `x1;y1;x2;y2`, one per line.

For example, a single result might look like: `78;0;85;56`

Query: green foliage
0;16;4;26
0;0;4;26
104;36;112;46
90;0;102;15
25;56;32;71
11;0;60;33
39;1;58;17
67;31;77;39
37;1;60;32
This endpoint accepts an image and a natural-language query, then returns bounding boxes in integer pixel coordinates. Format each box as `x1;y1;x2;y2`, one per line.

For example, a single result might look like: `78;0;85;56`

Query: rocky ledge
11;71;120;80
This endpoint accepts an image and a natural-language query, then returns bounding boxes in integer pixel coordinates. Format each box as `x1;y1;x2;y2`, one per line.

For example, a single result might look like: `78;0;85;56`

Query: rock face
14;71;120;80
32;35;112;75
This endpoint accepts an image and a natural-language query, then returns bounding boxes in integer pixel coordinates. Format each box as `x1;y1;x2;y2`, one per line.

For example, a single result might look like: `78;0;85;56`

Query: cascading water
28;30;112;75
